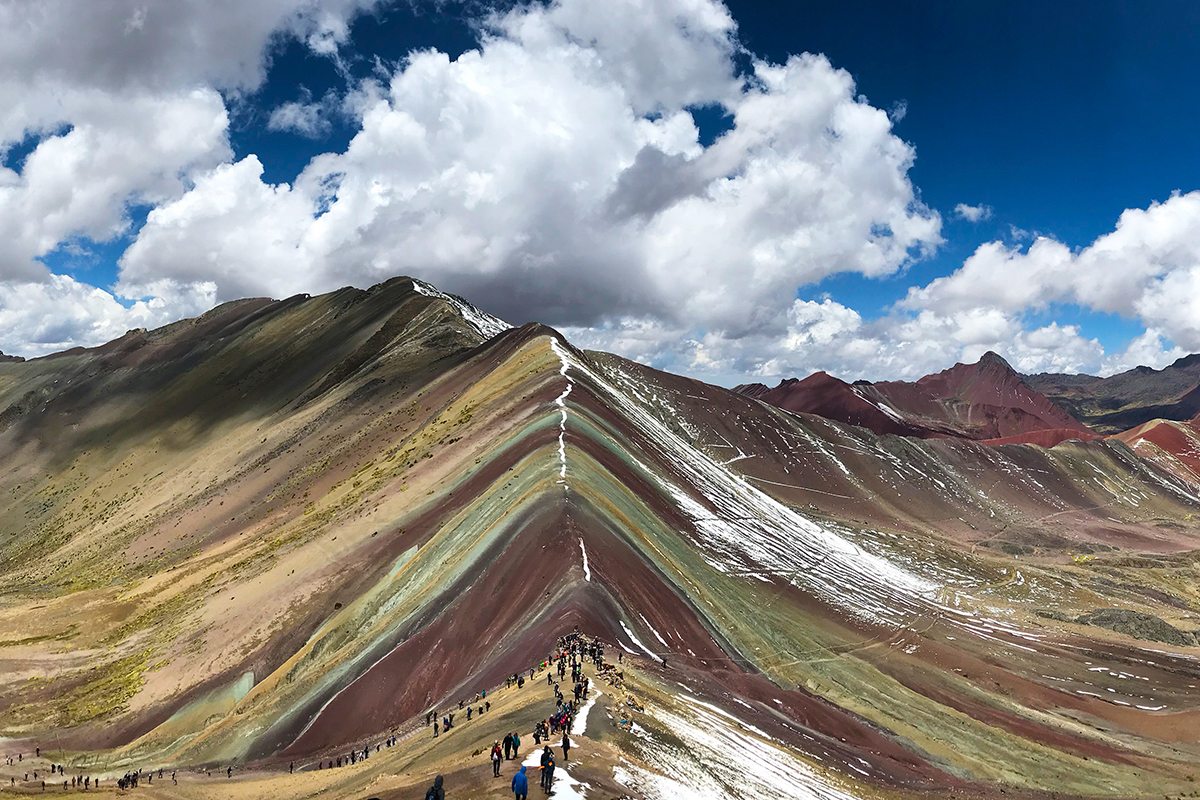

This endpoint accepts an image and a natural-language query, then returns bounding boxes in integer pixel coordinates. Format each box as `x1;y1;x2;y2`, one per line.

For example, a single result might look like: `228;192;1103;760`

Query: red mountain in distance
734;371;927;437
1111;417;1200;484
738;351;1099;444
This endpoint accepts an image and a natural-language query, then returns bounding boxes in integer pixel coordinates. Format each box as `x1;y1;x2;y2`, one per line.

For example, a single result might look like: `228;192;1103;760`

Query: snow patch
620;620;664;664
551;338;574;481
572;688;603;735
579;538;591;581
523;746;589;800
613;696;860;800
411;279;511;339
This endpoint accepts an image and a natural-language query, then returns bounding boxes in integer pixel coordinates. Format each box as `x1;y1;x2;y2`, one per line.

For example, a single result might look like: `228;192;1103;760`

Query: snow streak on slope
615;696;861;800
621;620;665;664
411;279;512;339
552;338;574;481
572;687;602;735
577;351;1130;667
561;346;936;627
579;538;591;581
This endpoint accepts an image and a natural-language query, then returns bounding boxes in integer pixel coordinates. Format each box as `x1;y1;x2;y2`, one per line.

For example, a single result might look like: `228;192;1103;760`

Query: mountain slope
1;281;1200;799
1026;354;1200;433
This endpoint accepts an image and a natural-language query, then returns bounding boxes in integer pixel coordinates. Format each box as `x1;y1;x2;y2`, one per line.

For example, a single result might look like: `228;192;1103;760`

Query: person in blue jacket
511;765;528;800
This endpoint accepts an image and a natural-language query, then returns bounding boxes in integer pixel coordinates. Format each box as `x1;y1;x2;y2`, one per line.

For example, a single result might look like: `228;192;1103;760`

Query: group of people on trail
310;730;401;775
504;630;590;794
426;694;490;739
420;627;606;799
319;736;397;770
5;751;103;791
502;732;521;760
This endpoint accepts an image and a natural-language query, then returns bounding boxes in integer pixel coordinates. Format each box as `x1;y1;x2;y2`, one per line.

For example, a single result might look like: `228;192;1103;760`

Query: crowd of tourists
4;749;105;792
9;626;633;798
426;626;625;799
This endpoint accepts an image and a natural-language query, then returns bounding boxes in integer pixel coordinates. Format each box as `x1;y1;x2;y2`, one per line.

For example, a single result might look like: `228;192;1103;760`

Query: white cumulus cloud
0;275;216;359
1;0;1193;386
954;202;992;222
0;0;386;353
116;0;942;350
905;191;1200;353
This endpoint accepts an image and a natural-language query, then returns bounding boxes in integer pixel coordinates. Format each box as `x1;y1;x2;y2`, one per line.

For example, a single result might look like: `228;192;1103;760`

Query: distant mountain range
738;351;1200;446
736;351;1096;444
1025;354;1200;433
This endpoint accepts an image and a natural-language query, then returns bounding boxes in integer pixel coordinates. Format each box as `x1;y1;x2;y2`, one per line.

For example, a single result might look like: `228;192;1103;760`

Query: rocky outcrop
1075;608;1196;647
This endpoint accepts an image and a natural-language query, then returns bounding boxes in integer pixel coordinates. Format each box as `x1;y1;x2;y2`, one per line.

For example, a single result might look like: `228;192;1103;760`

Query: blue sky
3;0;1200;381
738;0;1200;355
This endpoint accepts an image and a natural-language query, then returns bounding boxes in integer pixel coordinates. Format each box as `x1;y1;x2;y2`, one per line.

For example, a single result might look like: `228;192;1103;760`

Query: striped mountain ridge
1;278;1200;799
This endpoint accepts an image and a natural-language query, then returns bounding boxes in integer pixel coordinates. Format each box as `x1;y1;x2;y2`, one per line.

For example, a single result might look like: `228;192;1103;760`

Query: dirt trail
0;654;638;800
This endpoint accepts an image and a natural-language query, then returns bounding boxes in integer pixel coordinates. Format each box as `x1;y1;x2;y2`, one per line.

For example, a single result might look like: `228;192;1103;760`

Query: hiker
290;761;294;774
503;733;513;760
512;732;521;759
227;766;232;778
433;720;439;738
425;774;445;800
426;711;432;727
485;700;491;713
491;741;502;777
539;746;555;791
561;732;571;762
511;765;528;800
466;706;472;721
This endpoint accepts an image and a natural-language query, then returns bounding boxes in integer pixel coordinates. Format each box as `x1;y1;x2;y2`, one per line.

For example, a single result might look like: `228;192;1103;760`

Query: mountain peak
745;349;1089;440
977;350;1015;370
